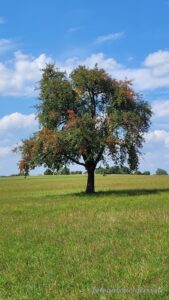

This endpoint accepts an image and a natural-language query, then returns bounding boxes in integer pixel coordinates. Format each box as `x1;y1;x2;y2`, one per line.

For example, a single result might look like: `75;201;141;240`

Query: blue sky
1;0;169;175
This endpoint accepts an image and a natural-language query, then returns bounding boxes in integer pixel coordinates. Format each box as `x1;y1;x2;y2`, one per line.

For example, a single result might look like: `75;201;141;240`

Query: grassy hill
0;175;168;299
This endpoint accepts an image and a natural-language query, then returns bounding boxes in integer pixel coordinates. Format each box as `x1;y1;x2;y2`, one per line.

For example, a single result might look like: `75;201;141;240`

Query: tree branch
87;86;96;118
66;155;85;167
95;145;105;166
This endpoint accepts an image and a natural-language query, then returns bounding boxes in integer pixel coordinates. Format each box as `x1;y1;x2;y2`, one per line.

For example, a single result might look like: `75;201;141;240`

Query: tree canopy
156;168;168;175
18;64;152;193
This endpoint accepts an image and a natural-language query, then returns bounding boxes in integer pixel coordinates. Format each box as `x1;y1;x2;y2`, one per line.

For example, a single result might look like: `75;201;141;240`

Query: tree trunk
86;168;95;193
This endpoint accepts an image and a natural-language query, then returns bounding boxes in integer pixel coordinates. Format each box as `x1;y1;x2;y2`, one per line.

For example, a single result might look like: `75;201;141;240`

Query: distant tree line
44;167;82;175
135;170;151;175
14;163;168;177
95;166;131;175
95;166;152;175
44;167;169;176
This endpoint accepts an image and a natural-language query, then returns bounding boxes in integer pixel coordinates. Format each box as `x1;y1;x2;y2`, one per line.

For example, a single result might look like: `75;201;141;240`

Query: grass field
0;175;168;299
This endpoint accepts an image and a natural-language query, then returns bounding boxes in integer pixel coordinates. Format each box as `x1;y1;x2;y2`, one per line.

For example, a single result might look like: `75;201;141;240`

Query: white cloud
144;50;169;67
143;50;169;77
1;49;169;96
152;100;169;118
139;129;169;172
0;113;39;173
57;53;123;76
0;51;51;96
0;112;37;132
56;50;169;91
3;48;169;174
145;130;169;148
95;32;124;44
0;112;38;141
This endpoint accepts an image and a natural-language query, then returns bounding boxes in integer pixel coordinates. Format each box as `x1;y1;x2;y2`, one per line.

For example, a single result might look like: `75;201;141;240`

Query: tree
156;168;168;175
18;64;152;193
18;159;29;178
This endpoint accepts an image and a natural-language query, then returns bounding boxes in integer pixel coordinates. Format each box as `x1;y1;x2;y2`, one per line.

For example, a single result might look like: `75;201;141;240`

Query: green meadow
0;175;168;299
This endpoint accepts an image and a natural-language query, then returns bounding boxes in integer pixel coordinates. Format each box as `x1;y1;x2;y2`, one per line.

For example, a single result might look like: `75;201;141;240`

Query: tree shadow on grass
41;188;169;202
71;188;169;198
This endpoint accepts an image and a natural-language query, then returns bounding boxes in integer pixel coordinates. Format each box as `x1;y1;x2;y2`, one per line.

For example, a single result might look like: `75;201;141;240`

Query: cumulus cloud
57;52;123;76
0;113;39;174
56;50;169;91
144;50;169;67
0;112;37;131
1;49;169;96
0;112;38;141
152;100;169;118
145;130;169;148
0;113;39;173
0;51;51;96
122;50;169;89
0;48;169;98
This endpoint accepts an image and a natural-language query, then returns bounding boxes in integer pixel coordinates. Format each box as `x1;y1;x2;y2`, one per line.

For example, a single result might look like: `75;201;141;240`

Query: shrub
44;169;53;175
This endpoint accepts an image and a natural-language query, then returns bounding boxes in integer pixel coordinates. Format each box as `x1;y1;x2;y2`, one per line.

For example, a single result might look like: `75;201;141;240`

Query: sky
1;0;169;175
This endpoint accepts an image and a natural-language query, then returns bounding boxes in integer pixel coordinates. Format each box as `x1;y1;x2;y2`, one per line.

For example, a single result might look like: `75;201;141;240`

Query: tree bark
86;167;95;193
